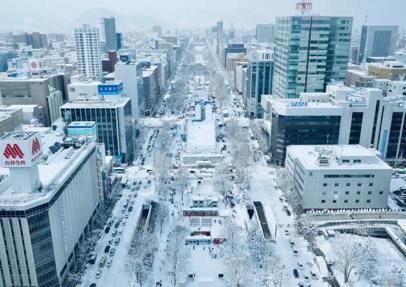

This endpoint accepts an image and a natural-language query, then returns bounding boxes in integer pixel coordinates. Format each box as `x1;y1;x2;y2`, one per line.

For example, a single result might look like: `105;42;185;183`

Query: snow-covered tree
213;164;233;199
276;168;301;214
247;219;276;285
295;214;318;251
156;203;170;235
174;167;189;202
165;225;190;287
220;219;250;286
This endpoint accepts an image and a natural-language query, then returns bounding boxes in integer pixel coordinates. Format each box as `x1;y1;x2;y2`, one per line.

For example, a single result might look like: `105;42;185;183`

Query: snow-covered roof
287;145;392;171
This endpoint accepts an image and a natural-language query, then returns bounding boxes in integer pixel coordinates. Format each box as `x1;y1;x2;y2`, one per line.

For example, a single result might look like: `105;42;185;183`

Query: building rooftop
0;132;96;209
61;97;130;108
287;145;392;171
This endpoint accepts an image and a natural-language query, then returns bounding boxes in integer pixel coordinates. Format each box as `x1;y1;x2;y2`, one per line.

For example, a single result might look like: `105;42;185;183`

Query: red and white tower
296;0;313;15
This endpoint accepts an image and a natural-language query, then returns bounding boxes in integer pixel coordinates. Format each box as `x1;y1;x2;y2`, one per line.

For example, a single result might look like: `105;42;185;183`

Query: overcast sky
0;0;405;32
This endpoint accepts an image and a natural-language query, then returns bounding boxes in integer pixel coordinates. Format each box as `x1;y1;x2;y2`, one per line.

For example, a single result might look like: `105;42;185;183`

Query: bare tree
174;167;189;203
333;235;378;284
165;225;190;286
156;203;170;235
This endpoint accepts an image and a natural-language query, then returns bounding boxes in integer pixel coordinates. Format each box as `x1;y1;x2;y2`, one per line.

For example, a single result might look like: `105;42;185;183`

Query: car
285;209;291;216
109;248;116;257
112;230;118;237
298;282;305;287
122;220;126;226
90;283;96;287
303;274;310;281
114;222;120;229
125;214;129;219
89;253;97;264
293;269;299;278
104;245;110;253
289;239;295;247
118;229;123;235
292;247;298;256
114;238;120;245
284;229;290;236
119;216;123;221
95;270;102;279
298;262;304;269
128;206;133;212
310;271;319;280
106;259;113;268
107;221;114;227
108;238;113;244
104;226;110;234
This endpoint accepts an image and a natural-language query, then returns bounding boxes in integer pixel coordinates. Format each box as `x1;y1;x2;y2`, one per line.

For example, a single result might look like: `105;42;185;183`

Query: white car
107;259;113;268
95;270;102;279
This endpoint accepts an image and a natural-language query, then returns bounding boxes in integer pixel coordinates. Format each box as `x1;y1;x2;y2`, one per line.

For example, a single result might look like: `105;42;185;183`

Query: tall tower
296;0;313;15
100;17;117;52
74;24;102;80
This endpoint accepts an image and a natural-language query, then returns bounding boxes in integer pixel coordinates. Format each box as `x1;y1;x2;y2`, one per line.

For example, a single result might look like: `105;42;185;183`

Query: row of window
321;199;372;204
321;191;384;195
323;182;374;187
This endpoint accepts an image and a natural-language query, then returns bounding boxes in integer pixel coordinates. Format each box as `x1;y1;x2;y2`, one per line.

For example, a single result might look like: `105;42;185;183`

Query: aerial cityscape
0;0;405;286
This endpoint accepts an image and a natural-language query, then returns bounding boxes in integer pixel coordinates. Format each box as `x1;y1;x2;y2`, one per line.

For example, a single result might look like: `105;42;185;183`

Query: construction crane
296;0;313;15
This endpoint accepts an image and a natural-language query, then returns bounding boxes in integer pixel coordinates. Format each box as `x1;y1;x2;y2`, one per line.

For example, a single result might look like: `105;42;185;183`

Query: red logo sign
32;138;41;155
3;144;24;159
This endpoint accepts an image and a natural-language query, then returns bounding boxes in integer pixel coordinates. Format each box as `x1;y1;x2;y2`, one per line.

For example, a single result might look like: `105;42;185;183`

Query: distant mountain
68;8;168;32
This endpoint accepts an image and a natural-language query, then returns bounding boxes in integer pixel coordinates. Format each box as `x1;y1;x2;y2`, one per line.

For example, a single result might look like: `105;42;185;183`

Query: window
356;191;361;195
379;191;383;195
344;200;348;203
334;183;339;187
357;183;362;187
368;191;372;195
369;183;373;187
346;183;350;187
366;199;371;203
322;192;327;195
323;183;327;187
321;200;326;203
355;199;360;203
345;191;349;195
354;159;361;163
332;200;337;203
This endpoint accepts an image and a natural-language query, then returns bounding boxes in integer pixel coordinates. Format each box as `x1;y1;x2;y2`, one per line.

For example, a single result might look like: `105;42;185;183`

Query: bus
113;167;125;174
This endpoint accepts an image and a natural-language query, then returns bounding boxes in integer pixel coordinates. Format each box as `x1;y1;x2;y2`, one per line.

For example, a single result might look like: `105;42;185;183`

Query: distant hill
68;8;167;32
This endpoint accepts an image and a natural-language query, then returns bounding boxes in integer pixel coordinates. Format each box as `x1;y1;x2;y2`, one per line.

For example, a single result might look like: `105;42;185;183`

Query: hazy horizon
1;0;405;33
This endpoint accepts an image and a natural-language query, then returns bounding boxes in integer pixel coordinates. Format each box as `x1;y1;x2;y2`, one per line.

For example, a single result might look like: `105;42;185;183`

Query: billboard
0;132;43;168
98;82;123;95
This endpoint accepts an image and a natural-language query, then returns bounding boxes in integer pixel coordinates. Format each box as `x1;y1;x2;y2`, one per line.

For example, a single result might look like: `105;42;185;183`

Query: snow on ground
316;234;406;286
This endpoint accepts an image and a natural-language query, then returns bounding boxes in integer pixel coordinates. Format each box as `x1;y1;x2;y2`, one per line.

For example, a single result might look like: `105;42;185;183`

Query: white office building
115;61;144;118
74;24;102;80
357;25;399;64
286;145;392;210
0;131;101;286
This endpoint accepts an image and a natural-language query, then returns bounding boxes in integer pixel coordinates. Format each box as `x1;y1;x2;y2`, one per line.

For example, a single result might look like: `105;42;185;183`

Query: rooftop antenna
296;0;313;15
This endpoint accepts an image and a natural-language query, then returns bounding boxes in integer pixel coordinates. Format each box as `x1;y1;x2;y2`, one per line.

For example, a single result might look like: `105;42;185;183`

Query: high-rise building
223;43;246;68
60;98;134;163
116;32;122;50
100;17;117;52
0;131;101;287
74;24;102;80
115;61;144;118
357;25;399;64
273;16;353;99
256;24;274;43
246;59;273;118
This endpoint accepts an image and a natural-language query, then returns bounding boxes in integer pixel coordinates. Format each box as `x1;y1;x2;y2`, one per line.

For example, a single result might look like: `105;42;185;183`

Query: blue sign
98;82;123;95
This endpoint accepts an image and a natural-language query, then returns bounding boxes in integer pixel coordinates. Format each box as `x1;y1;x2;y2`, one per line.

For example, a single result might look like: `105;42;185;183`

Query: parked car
293;269;299;278
88;253;97;265
104;245;110;253
106;259;113;268
311;270;319;280
104;226;110;234
292;247;298;256
297;262;304;269
95;270;102;279
112;230;117;237
114;222;120;229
